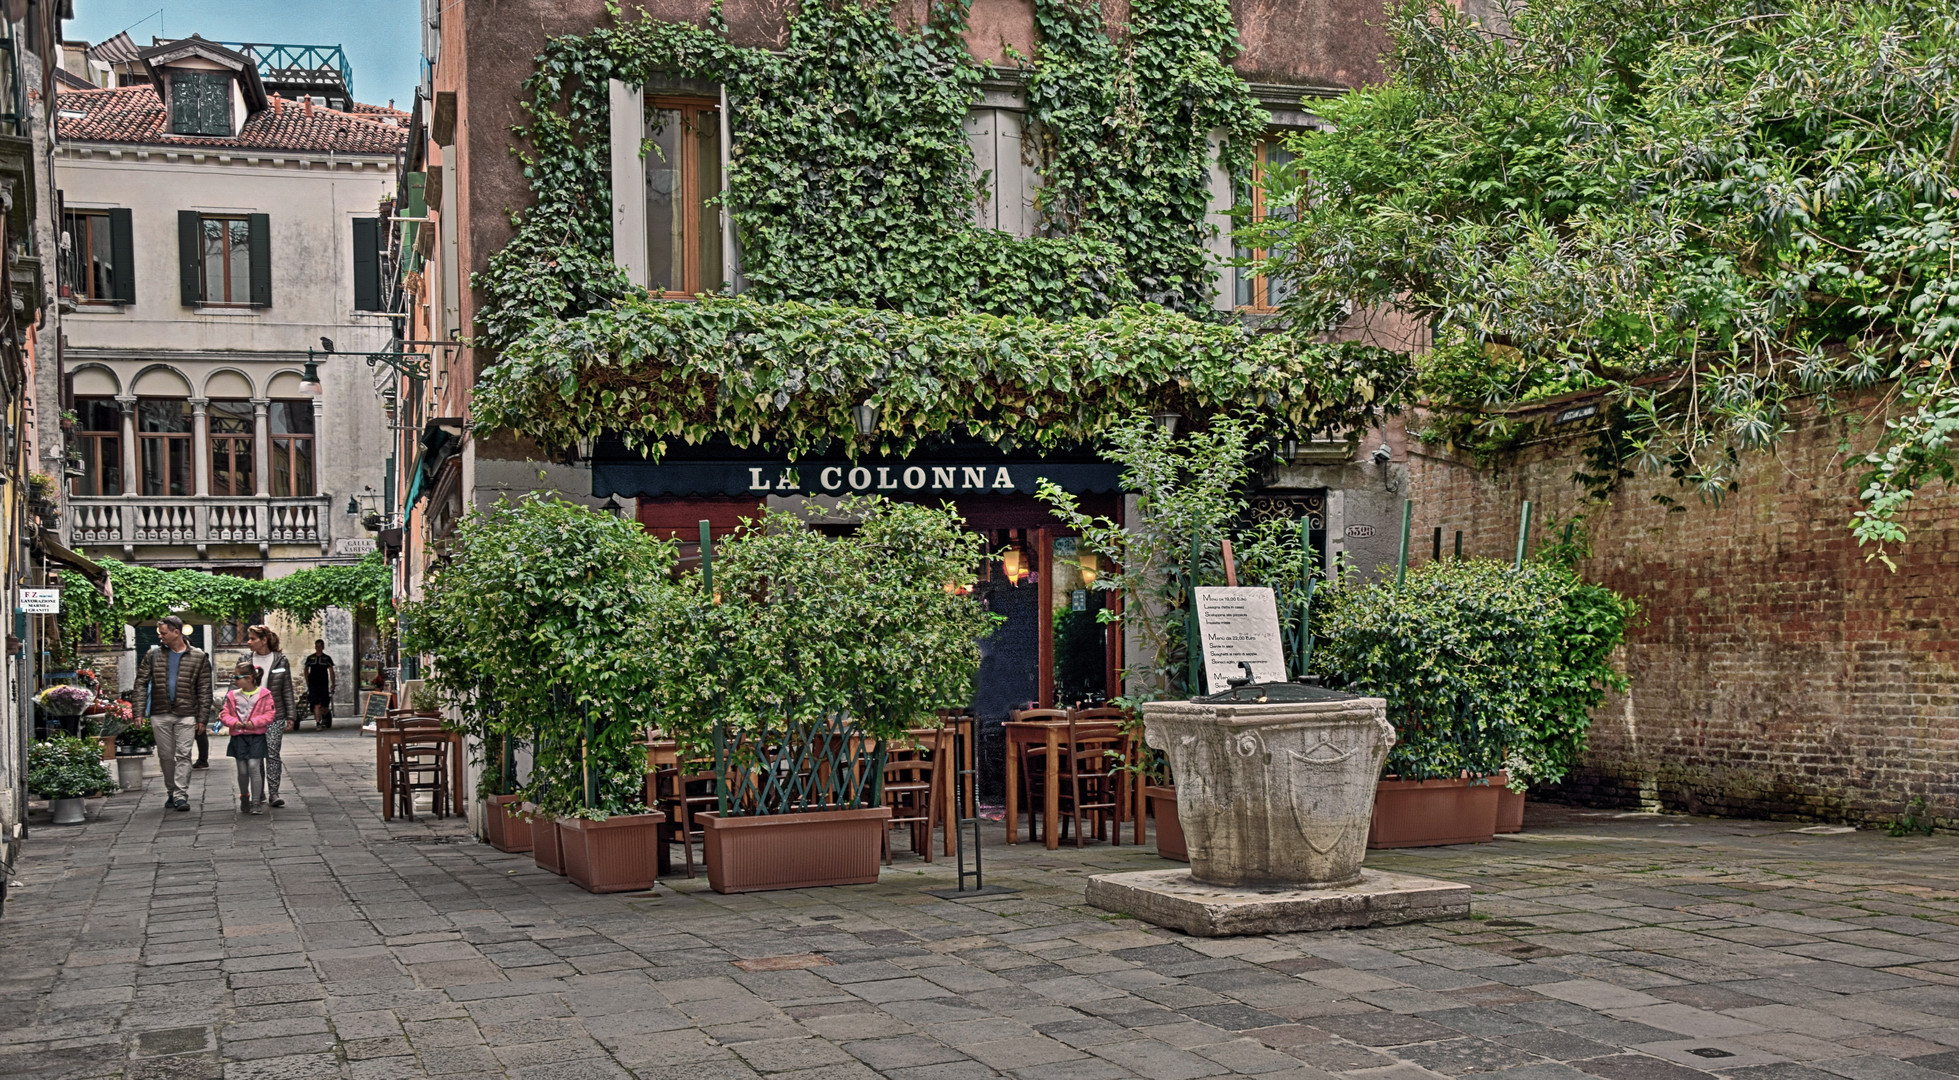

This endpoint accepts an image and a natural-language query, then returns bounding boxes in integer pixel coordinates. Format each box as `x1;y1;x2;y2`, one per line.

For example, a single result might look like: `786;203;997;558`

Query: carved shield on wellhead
1280;721;1385;868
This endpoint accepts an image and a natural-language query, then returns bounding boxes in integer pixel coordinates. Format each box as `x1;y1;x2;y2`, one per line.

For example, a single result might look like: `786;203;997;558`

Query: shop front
594;437;1126;793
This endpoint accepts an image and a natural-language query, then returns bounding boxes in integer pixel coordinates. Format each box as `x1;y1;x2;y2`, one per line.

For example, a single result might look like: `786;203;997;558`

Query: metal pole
1395;499;1413;588
1514;501;1534;569
1295;517;1312;678
699;519;713;593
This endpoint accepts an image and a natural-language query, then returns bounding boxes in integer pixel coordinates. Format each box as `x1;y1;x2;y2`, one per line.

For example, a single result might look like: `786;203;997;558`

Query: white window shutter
609;79;648;288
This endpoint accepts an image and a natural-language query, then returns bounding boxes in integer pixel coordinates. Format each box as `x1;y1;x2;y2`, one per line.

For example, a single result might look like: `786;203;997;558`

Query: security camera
1370;443;1392;464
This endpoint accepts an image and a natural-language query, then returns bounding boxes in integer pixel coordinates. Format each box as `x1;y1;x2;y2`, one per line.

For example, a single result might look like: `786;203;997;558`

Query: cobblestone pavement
10;730;1959;1080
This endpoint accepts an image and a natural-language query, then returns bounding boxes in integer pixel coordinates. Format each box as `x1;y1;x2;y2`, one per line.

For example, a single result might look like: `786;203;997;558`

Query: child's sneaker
240;796;251;812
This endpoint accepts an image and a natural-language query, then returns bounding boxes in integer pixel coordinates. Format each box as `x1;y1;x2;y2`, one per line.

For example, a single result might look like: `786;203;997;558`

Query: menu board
1194;586;1288;693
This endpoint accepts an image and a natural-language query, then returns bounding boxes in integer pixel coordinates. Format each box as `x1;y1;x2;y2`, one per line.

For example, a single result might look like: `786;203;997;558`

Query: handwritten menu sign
1194;586;1288;693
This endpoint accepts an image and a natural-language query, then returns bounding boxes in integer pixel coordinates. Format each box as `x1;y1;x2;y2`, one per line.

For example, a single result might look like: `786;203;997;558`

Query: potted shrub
477;728;532;854
667;500;997;894
30;734;115;824
1313;551;1635;847
108;701;152;792
403;497;677;891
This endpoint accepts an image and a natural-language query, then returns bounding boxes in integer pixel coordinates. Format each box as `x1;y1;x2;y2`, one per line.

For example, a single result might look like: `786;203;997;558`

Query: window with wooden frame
137;398;193;497
71;396;122;496
644;96;724;297
177;211;270;306
269;400;315;497
1236;138;1301;314
208;399;255;497
61;209;135;304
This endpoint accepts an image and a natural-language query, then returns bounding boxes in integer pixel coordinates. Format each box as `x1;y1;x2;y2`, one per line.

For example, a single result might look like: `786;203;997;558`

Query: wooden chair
392;722;450;820
1008;707;1069;843
1061;707;1130;847
882;727;945;864
654;758;719;877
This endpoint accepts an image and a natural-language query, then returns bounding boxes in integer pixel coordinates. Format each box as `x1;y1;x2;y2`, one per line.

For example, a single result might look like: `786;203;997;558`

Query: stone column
116;396;138;497
189;397;210;497
251;397;271;497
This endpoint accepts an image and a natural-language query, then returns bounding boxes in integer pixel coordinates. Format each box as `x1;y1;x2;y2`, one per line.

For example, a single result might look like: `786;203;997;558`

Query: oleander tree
1246;0;1959;566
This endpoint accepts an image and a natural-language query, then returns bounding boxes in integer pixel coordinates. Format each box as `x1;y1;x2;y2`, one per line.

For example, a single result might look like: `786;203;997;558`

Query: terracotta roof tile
57;85;407;155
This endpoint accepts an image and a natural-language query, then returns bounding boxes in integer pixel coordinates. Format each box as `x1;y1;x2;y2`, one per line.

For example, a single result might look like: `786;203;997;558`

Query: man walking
303;639;335;730
133;616;215;811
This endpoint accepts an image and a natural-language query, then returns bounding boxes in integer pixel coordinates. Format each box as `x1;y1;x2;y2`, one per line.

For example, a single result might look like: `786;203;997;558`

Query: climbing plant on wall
56;554;395;656
470;0;1389;450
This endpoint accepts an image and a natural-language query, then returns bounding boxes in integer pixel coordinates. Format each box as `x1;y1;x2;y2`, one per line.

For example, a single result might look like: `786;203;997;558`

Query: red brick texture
1403;400;1959;828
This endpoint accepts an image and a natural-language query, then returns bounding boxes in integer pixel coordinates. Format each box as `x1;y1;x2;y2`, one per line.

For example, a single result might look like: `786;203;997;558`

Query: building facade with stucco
49;35;405;706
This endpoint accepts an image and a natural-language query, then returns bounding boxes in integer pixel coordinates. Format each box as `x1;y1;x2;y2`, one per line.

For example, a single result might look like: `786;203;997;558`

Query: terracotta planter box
529;809;566;875
1494;775;1524;834
698;807;891;894
1369;777;1498;849
98;735;117;760
1146;785;1187;862
560;811;669;893
484;794;532;854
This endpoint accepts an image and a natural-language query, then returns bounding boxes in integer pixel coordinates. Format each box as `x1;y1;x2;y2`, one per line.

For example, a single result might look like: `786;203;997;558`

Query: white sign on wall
19;589;61;614
1193;586;1288;693
334;538;378;556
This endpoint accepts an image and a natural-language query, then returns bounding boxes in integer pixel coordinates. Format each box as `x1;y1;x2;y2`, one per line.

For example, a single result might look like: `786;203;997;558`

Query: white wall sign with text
19;589;61;614
1193;586;1287;693
334;538;378;556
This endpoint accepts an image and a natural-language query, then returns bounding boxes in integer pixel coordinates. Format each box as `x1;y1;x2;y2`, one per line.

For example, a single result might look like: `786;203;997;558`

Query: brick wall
1403;399;1959;827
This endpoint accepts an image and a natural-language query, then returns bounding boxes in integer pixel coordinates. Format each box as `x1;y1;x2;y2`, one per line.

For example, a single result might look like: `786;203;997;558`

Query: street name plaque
1193;586;1287;692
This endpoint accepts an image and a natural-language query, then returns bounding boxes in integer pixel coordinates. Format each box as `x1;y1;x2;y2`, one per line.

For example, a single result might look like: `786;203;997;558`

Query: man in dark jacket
133;616;214;811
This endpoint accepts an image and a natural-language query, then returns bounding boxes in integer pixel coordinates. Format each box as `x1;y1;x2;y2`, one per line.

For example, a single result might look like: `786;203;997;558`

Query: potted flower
29;734;116;824
38;685;95;744
105;700;151;791
1312;553;1635;847
667;500;997;894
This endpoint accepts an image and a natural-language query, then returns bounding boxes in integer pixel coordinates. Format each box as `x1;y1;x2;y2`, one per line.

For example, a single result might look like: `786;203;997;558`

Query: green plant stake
699;520;713;594
1186;526;1203;697
1296;516;1315;678
1515;501;1534;570
1396;499;1413;588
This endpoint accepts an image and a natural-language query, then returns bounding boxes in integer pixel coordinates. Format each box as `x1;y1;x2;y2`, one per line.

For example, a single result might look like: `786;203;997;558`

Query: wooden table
375;726;465;821
1004;719;1137;850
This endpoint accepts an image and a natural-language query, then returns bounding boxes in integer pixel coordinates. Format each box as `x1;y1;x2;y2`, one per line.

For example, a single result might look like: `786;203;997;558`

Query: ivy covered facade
394;0;1417;763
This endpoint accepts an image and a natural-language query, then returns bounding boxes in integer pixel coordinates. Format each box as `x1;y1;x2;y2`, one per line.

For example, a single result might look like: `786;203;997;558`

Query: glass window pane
272;437;292;496
201;218;227;301
229;219;252;302
168;438;192;496
696;109;722;291
141;438;164;495
270;401;314;436
644;108;682;293
209;399;253;434
137;399;190;433
291;439;313;496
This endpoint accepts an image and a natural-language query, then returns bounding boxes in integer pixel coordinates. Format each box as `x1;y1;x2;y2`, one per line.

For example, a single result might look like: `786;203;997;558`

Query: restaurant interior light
1000;545;1027;585
1079;551;1099;587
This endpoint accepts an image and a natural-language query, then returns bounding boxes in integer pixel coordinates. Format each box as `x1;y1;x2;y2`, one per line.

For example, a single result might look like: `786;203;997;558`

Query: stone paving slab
9;731;1959;1080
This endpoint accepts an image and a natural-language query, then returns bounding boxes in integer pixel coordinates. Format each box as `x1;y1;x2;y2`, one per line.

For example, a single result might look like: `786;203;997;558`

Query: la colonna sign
591;438;1123;500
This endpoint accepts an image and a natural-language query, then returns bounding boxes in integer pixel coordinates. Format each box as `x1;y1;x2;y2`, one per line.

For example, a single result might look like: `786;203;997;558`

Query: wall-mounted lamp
599;495;626;518
297;360;324;397
1152;411;1182;436
852;402;879;437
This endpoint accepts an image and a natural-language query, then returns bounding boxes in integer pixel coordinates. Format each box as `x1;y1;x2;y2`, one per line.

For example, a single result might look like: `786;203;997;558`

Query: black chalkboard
361;691;392;725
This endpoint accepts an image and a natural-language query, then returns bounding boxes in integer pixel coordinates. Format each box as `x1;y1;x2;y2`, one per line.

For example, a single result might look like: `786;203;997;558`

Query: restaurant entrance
594;437;1125;796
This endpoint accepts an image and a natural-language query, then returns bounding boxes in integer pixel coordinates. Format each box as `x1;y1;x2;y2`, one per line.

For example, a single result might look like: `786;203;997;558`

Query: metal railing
68;495;333;548
221;42;353;94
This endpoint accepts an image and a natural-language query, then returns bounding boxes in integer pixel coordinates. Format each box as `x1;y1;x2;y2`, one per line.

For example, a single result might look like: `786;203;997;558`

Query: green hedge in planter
663;498;999;815
1312;557;1636;786
403;495;685;820
29;734;116;800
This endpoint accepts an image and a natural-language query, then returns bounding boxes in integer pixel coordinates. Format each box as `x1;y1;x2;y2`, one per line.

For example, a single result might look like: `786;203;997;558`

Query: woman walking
219;660;275;813
245;625;297;807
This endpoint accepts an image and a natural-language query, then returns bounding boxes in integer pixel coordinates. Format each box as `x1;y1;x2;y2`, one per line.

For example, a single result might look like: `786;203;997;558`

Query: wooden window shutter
248;213;272;307
108;207;136;304
352;217;381;311
177;210;201;305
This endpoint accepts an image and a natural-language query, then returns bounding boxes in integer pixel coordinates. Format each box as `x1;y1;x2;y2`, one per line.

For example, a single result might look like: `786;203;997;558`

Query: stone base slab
1084;867;1470;937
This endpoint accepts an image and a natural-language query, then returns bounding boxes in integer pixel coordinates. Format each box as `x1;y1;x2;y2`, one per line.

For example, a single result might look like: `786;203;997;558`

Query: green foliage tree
1247;0;1959;564
56;555;394;658
401;496;681;819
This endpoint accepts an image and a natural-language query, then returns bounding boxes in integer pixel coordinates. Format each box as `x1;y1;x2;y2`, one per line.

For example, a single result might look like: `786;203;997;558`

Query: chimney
303;98;314;116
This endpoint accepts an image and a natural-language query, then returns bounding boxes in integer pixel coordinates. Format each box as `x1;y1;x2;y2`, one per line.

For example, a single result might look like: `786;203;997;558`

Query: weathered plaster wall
1406;400;1959;828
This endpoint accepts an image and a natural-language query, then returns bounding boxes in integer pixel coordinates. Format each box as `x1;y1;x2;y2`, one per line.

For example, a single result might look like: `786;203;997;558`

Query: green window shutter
169;71;232;137
248;213;272;307
108;207;136;304
177;210;201;305
352;217;381;311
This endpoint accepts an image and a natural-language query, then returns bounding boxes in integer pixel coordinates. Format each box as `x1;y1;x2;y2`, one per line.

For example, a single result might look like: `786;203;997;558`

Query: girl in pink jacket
220;660;276;814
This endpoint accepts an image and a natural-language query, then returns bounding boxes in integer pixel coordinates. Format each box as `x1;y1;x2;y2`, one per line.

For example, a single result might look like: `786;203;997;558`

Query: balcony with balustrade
67;495;333;559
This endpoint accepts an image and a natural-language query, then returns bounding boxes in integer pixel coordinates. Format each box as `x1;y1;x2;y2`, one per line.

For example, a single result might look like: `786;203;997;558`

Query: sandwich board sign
1193;586;1287;692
